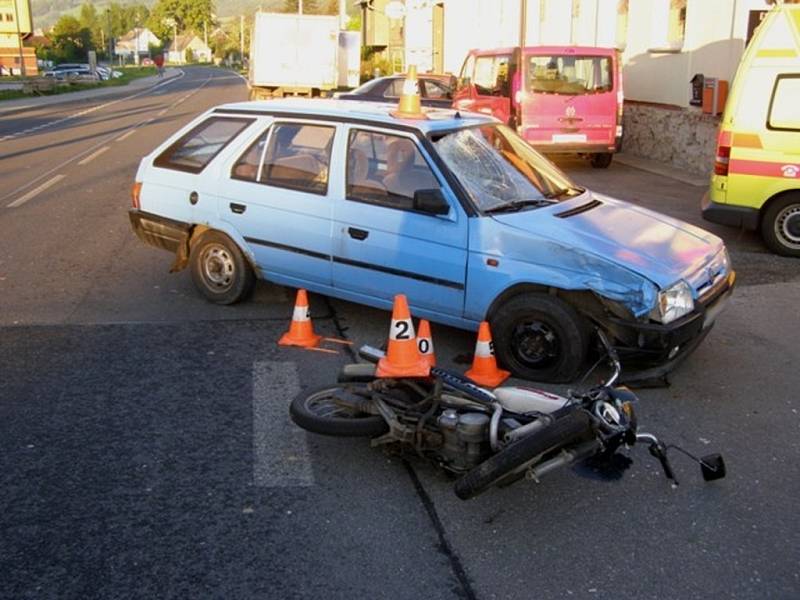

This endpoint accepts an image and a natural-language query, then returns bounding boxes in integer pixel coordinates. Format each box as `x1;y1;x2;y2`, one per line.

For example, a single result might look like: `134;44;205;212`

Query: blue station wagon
129;99;735;383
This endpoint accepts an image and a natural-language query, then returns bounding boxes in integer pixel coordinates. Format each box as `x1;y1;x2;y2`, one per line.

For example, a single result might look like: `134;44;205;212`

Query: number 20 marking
395;321;411;340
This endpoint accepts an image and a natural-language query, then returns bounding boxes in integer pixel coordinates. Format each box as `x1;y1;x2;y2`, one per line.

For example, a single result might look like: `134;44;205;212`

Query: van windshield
527;55;613;95
433;124;583;213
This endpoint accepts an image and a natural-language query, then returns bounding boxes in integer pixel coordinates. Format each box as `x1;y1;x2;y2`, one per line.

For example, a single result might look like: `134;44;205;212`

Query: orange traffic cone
376;294;431;378
417;319;436;368
465;321;510;388
279;289;322;348
391;65;428;120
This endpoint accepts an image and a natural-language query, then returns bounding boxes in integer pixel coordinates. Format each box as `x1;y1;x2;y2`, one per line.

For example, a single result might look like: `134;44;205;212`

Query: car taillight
714;145;731;176
131;181;142;209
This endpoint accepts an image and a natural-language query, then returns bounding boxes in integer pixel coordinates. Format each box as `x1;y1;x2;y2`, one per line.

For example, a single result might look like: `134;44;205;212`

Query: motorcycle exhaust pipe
525;440;602;482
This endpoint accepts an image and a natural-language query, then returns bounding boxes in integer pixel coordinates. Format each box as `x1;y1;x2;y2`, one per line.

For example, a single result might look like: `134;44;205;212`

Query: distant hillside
31;0;356;30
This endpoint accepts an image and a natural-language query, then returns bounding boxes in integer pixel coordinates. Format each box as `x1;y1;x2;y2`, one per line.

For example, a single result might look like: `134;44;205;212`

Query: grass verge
0;66;158;102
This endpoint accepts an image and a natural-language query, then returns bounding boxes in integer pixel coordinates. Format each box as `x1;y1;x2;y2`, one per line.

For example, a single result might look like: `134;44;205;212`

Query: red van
452;46;623;168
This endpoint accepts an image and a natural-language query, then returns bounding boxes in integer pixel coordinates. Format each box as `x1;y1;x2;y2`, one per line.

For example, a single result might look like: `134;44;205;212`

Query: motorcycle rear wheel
290;385;389;437
454;409;592;500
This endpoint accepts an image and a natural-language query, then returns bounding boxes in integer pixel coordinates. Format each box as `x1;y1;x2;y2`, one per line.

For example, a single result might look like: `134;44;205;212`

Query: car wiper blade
484;199;555;214
543;186;585;200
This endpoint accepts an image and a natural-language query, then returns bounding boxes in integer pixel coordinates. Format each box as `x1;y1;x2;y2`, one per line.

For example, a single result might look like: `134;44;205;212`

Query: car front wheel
491;293;589;383
189;230;255;305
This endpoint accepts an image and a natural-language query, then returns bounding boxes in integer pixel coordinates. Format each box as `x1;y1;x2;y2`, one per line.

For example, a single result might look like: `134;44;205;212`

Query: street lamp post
12;0;26;78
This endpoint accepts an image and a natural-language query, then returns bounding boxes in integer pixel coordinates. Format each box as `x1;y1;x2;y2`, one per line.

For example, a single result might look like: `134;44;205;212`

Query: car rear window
527;55;613;95
154;117;254;174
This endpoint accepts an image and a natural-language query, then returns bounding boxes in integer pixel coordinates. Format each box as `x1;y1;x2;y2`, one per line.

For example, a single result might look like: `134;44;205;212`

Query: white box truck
249;12;342;100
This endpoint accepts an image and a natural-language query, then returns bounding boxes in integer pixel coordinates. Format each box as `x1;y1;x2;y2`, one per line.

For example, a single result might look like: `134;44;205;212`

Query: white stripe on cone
474;339;495;357
389;318;415;341
292;306;311;322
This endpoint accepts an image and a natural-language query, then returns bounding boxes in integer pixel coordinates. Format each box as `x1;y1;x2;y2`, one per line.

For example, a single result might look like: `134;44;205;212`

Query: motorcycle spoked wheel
290;384;389;437
454;409;593;500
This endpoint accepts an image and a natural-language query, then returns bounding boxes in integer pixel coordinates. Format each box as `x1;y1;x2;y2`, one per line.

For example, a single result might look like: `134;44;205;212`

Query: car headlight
651;280;694;324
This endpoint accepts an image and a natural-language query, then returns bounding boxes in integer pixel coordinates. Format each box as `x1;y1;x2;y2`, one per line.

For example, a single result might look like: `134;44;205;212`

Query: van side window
346;129;442;212
260;123;336;195
474;55;511;97
231;129;270;182
768;75;800;131
154;117;253;174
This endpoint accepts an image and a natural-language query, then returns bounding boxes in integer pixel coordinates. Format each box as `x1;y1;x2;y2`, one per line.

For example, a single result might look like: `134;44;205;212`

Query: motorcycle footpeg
699;453;726;482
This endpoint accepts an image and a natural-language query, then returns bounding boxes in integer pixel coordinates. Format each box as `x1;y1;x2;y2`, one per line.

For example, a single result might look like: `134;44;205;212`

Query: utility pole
299;0;304;15
204;21;208;48
240;15;245;62
12;0;26;77
519;0;527;48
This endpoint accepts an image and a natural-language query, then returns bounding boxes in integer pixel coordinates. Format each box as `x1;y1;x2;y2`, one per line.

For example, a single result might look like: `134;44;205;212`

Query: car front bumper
602;271;736;382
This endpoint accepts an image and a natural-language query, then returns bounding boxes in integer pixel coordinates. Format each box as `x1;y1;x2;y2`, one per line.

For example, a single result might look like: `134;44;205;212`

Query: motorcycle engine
437;409;491;471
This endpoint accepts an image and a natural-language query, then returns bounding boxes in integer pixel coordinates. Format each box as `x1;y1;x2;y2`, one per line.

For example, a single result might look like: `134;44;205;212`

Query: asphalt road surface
1;67;798;599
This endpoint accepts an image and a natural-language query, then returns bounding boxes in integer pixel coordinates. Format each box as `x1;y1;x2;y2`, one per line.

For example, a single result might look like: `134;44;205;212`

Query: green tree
51;15;94;62
148;0;215;41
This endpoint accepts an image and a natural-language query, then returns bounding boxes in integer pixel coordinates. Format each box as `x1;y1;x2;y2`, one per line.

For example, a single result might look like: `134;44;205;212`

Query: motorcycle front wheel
454;409;593;500
290;385;389;437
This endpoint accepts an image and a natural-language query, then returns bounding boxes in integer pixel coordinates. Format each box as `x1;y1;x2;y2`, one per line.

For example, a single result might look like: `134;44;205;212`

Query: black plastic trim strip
243;236;464;289
554;198;603;218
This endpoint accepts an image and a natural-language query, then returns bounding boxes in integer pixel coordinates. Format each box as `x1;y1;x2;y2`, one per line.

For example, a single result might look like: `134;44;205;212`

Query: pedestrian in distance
154;53;165;79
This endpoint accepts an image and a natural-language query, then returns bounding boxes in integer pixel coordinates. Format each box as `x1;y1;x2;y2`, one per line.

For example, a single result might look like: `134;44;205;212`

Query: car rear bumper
129;209;191;253
534;143;617;154
701;192;759;230
604;271;736;382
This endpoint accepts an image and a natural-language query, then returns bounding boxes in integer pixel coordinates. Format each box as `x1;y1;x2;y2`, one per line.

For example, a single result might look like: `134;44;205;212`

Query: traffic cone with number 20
465;321;510;388
376;294;431;378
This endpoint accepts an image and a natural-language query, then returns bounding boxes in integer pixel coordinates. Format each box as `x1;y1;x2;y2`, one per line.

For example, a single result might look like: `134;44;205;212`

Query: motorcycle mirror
700;453;726;482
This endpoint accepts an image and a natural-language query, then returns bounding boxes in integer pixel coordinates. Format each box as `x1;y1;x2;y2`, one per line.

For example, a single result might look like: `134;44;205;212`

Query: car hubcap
776;204;800;248
202;244;235;291
511;321;561;369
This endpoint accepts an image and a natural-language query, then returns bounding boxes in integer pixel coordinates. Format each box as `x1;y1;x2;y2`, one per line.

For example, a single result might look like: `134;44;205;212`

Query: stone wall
621;102;721;176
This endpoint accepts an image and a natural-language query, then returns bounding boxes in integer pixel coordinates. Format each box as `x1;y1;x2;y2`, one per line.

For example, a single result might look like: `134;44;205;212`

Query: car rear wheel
761;194;800;257
189;230;255;305
491;293;589;383
590;153;613;169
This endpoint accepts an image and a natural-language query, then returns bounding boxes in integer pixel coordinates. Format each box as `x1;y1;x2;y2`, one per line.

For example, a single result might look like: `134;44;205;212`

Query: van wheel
761;194;800;257
189;231;255;305
590;153;613;169
491;293;589;383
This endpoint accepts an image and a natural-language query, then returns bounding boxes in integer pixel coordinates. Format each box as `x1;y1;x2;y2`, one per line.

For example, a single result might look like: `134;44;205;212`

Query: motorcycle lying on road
290;333;726;499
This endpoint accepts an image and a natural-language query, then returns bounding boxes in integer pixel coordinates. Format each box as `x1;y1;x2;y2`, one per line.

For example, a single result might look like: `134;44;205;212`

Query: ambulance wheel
491;293;589;383
761;194;800;257
591;153;613;168
190;230;255;305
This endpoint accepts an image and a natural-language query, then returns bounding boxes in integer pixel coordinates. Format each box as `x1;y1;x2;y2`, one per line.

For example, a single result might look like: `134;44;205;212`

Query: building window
6;13;14;22
650;0;686;51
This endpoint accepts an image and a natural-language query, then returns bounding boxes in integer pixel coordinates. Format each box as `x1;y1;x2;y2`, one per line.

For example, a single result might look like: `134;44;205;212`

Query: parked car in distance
44;67;100;82
453;46;623;168
702;3;800;257
129;99;734;383
335;74;455;108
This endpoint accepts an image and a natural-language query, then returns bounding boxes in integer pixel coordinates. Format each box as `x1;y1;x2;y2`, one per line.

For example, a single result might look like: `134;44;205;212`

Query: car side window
423;79;451;100
260;123;336;195
768;75;800;131
231;129;270;182
346;129;441;212
474;55;511;97
383;78;405;98
154;117;253;174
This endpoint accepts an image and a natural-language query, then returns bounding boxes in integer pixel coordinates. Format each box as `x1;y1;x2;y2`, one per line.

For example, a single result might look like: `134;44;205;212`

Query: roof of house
168;34;211;53
118;28;159;43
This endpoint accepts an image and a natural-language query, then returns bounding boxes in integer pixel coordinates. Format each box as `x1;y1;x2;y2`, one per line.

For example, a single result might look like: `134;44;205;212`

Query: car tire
761;194;800;257
590;153;613;169
491;293;589;383
189;230;255;305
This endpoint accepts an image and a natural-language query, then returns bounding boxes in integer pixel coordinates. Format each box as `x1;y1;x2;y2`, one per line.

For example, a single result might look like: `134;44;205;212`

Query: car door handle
230;203;246;214
348;227;369;241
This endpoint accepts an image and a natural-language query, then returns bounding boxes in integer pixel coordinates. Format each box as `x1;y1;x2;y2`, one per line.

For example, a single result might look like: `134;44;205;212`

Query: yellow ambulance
702;3;800;257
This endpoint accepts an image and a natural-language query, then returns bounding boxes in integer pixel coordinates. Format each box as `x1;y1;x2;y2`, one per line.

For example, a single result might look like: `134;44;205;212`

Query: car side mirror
413;189;450;216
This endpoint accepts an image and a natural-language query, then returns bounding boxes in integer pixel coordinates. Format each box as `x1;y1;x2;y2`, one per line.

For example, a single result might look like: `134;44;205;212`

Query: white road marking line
252;361;314;487
157;108;168;116
115;129;137;142
77;145;110;165
7;174;65;208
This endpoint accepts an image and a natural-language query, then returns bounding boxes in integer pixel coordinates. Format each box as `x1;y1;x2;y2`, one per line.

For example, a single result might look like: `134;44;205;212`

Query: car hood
490;192;724;290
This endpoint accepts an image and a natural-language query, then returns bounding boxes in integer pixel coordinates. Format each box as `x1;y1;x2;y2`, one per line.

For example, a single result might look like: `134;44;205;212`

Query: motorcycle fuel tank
493;387;569;414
